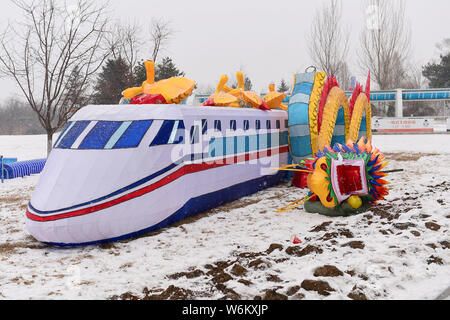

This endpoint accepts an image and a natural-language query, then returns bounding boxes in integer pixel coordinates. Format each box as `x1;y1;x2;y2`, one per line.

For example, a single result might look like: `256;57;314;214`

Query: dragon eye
321;163;328;171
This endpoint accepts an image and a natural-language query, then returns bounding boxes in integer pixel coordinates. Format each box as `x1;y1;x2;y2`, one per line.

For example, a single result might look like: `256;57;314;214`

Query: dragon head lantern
277;137;391;216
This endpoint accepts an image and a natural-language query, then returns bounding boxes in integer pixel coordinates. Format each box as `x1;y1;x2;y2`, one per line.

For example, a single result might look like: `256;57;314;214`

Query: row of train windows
54;119;288;150
211;119;288;132
183;119;289;145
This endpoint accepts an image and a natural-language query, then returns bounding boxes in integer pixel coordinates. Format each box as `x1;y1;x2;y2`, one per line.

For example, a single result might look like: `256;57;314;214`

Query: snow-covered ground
0;134;449;300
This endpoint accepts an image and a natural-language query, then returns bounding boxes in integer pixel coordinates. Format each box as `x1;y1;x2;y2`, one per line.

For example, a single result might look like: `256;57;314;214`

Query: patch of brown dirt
263;289;288;300
338;229;354;238
230;264;247;277
111;291;139;300
348;286;368;300
393;222;416;230
440;241;450;249
215;282;241;300
212;271;233;284
266;274;282;283
167;269;205;280
143;285;195;300
309;221;333;232
301;280;335;296
320;229;354;241
371;205;395;221
427;255;443;265
425;222;441;231
238;279;253;286
345;270;356;277
0;242;47;255
266;243;283;254
248;258;270;270
237;252;263;259
99;242;119;250
314;265;344;277
342;241;365;249
0;195;28;204
285;245;323;257
286;285;301;296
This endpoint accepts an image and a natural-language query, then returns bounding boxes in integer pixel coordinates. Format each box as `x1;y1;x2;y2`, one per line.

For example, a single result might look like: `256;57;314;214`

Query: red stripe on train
27;146;289;222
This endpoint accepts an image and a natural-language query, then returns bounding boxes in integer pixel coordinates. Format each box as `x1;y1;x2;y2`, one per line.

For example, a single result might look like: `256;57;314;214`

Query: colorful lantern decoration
122;60;195;105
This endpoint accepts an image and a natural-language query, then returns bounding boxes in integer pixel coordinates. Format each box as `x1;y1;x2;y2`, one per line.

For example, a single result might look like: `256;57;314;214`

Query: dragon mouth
330;155;368;204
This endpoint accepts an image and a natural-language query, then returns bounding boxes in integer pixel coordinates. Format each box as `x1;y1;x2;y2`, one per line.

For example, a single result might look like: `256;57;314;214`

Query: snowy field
0;133;449;300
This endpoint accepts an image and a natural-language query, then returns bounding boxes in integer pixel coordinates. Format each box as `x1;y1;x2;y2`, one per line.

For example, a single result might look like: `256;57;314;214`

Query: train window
190;125;199;144
285;119;289;128
244;120;249;131
276;120;281;129
266;120;271;129
202;119;208;134
255;120;261;130
53;121;73;147
111;120;153;149
55;121;90;149
150;120;185;147
79;121;123;149
230;120;236;131
168;121;185;144
214;120;222;132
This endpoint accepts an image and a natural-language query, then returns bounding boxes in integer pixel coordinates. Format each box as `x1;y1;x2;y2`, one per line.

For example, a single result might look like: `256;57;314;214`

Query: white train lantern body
26;105;289;246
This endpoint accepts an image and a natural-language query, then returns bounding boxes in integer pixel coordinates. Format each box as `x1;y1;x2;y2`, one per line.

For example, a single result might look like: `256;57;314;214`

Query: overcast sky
0;0;449;98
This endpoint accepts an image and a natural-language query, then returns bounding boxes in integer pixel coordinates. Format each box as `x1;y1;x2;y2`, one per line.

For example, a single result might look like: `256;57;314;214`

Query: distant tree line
0;99;45;135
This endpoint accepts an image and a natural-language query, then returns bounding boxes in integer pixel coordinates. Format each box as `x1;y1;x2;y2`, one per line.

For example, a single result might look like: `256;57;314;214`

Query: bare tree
358;0;411;89
107;21;144;75
149;18;174;63
307;0;350;84
0;0;111;155
106;17;173;77
338;61;351;90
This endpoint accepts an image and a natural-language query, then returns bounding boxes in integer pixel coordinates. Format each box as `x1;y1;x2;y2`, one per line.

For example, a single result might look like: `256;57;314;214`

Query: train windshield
54;120;154;150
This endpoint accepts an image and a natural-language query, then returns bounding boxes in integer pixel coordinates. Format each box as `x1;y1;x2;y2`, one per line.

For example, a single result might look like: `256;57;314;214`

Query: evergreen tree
133;60;148;86
65;67;90;107
422;52;450;88
93;57;134;104
244;76;252;91
230;75;252;91
155;57;185;81
277;79;290;92
62;66;91;122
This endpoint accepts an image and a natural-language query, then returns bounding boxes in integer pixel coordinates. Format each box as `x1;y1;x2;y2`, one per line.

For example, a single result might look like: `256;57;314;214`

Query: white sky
0;0;449;98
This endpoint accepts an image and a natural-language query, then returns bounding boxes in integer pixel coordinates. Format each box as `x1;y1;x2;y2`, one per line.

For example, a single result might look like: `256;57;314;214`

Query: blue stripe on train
113;120;153;149
46;171;285;247
79;121;123;149
57;121;90;149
